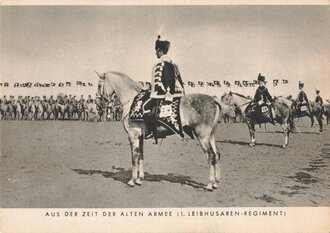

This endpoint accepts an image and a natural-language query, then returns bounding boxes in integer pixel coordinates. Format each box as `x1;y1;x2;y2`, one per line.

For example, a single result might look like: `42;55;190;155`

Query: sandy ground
0;118;329;208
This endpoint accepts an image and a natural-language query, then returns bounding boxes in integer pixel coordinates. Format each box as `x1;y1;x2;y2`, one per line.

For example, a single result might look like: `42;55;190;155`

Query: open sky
1;5;329;99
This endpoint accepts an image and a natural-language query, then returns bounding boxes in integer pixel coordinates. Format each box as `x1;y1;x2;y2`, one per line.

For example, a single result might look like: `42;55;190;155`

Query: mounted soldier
249;73;274;124
315;90;323;109
79;95;85;105
294;82;311;117
49;95;55;105
87;95;93;104
142;35;185;139
296;82;308;105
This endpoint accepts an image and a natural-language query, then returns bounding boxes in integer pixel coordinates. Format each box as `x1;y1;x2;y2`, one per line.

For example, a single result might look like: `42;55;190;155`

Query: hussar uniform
296;82;309;107
150;55;184;100
295;82;311;116
250;73;274;123
315;90;323;106
143;35;185;139
315;90;324;113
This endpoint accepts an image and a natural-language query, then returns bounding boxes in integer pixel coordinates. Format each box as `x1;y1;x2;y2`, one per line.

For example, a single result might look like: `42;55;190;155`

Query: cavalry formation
1;73;329;191
0;94;123;122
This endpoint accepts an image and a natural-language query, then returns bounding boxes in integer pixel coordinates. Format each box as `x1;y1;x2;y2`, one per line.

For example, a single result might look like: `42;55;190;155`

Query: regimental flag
223;80;231;87
242;81;249;87
34;82;42;87
283;79;288;84
88;82;93;86
235;81;242;87
213;80;221;87
19;83;27;88
77;81;86;86
198;81;204;87
188;81;196;87
253;80;259;85
0;81;94;88
207;82;214;87
273;79;279;86
0;82;9;87
249;83;255;87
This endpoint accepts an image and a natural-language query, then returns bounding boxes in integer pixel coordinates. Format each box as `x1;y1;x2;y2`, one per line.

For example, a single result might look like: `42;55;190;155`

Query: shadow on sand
72;167;206;189
217;140;284;148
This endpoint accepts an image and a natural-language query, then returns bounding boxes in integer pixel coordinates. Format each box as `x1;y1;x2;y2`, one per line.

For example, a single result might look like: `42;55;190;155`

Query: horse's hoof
127;179;135;187
134;178;142;186
205;184;213;192
212;182;219;189
249;142;255;147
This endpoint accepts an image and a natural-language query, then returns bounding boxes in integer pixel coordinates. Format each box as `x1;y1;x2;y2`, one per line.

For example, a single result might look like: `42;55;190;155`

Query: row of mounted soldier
0;94;123;121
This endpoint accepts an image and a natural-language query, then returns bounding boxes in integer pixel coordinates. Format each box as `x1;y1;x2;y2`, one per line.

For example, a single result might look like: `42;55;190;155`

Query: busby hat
155;35;170;52
299;81;304;88
257;73;266;82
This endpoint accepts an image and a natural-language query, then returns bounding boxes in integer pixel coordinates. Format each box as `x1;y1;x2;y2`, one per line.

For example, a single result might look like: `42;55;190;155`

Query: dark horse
287;96;323;132
95;71;230;191
222;92;295;148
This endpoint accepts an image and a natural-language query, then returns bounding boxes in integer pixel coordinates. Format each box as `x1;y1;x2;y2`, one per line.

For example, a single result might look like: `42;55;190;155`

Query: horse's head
222;92;234;105
95;71;114;101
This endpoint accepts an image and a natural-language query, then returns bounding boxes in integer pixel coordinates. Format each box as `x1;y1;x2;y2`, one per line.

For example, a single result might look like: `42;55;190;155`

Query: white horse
96;71;228;191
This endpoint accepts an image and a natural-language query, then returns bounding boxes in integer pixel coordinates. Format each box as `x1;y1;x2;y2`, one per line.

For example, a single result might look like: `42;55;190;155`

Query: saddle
246;102;275;124
129;90;183;138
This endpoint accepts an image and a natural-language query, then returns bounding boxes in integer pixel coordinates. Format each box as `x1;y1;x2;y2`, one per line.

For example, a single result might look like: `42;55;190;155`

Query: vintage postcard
1;1;329;232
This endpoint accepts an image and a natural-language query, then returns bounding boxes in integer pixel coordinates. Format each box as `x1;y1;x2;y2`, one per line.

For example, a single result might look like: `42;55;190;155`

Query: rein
230;92;252;107
231;92;252;100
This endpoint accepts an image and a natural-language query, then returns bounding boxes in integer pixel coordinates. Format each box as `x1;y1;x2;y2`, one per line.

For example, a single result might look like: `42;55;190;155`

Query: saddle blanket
295;104;310;117
246;103;274;124
129;90;182;135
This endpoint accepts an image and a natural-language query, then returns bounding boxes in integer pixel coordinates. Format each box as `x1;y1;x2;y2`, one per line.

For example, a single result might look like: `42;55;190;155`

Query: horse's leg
281;121;290;148
195;130;217;191
317;113;323;132
136;135;145;185
127;130;142;187
310;113;314;127
209;135;221;189
246;120;256;146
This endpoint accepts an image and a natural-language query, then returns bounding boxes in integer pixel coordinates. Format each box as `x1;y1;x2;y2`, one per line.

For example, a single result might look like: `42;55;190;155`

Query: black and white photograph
1;1;329;232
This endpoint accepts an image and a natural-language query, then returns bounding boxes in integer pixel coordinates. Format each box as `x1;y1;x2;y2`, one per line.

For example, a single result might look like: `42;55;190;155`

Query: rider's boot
143;112;156;140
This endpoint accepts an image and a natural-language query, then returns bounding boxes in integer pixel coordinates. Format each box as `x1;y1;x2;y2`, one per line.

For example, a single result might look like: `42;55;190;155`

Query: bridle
96;73;131;110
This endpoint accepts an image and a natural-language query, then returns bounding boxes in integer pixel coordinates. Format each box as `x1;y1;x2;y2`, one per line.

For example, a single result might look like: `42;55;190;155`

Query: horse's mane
108;71;143;92
231;92;252;100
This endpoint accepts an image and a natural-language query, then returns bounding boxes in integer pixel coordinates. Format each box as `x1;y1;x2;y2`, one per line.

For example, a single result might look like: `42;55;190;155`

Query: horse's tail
213;98;224;127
